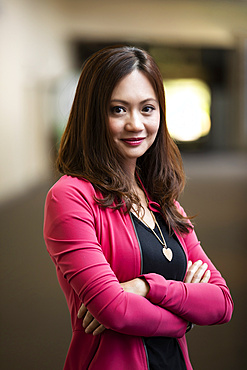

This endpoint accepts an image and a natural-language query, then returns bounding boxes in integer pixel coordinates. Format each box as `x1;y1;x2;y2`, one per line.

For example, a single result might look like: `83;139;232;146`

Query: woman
43;46;233;370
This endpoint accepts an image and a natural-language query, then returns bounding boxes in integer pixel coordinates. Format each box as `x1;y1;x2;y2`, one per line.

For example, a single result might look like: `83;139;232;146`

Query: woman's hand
78;264;210;334
77;278;149;335
120;277;150;297
77;304;106;336
185;260;211;284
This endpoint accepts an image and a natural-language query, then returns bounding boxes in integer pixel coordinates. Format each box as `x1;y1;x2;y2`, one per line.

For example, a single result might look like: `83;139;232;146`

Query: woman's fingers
191;262;208;283
77;304;106;335
84;315;106;335
77;303;87;319
200;269;211;283
185;260;202;283
84;317;99;333
92;324;106;336
187;260;192;270
185;260;211;284
83;310;94;329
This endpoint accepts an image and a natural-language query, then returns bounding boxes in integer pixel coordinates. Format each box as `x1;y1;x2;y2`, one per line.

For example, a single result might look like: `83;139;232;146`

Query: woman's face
108;70;160;172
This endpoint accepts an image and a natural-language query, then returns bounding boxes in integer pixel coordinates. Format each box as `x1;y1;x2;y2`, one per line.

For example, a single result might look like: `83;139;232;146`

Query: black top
131;212;187;370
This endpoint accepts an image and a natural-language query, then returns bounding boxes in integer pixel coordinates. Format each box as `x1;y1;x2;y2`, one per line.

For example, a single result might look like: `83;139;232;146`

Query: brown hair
57;45;192;233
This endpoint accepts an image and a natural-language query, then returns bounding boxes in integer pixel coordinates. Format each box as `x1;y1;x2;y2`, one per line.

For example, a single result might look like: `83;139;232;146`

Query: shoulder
49;175;95;197
174;200;194;235
45;175;98;208
43;176;100;240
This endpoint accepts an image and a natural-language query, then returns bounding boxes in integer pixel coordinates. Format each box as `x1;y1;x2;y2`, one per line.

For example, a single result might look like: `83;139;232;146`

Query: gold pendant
162;247;173;261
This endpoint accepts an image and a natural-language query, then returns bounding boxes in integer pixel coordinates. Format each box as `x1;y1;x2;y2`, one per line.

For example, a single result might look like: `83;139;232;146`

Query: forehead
110;70;157;100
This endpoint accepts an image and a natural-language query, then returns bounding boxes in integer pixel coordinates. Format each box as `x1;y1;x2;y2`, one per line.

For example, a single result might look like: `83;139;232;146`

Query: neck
127;172;139;192
122;160;137;187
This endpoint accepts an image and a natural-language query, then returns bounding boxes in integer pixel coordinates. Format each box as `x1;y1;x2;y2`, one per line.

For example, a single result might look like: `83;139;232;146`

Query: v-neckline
131;211;156;231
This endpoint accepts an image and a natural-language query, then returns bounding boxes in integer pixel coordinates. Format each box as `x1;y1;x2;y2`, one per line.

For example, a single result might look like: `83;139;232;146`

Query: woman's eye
111;106;126;114
142;105;155;113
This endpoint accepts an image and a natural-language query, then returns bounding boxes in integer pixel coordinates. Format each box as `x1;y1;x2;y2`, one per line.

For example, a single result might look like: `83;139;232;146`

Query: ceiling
46;0;247;48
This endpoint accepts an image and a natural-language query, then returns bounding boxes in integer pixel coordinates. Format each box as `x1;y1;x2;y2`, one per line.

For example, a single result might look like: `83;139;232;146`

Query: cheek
150;115;160;136
108;118;119;137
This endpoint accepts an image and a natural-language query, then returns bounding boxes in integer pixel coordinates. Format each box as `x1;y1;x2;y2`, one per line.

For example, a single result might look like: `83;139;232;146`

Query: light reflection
164;79;211;142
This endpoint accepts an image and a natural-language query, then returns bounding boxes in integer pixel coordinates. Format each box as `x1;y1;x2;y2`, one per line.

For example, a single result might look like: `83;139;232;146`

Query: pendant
162;247;173;262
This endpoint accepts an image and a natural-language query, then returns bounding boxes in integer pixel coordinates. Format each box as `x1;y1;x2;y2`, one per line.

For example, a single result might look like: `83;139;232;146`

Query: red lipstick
121;137;145;146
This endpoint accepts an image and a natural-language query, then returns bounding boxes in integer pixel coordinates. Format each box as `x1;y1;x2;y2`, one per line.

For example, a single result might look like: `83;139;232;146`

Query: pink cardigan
43;175;233;370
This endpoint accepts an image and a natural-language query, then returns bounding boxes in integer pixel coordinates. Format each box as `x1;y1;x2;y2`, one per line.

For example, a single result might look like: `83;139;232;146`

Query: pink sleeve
43;183;187;338
143;203;234;326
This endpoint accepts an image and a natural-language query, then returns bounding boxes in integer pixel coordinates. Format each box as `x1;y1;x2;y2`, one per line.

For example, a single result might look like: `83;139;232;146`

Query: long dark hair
57;45;192;233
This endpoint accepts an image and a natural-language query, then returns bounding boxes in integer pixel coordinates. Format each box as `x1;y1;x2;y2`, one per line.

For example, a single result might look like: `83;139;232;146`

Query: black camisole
131;212;187;370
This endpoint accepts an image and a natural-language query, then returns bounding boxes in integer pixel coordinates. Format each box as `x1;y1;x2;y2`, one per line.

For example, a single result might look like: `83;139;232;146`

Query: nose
125;111;144;131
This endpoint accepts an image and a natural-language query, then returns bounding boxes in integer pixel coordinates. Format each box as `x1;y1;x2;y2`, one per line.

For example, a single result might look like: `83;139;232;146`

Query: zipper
129;213;150;370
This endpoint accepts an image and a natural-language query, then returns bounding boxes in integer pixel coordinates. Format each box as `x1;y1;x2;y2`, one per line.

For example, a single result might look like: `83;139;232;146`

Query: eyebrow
110;98;158;105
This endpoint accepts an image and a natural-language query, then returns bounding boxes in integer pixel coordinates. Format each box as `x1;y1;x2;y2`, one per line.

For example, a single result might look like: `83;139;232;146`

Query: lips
121;137;145;146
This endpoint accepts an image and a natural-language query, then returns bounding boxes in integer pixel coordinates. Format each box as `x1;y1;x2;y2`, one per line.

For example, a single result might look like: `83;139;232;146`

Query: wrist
120;278;149;297
136;278;150;297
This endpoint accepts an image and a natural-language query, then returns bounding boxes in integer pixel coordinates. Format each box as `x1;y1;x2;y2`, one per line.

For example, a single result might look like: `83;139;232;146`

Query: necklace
132;209;173;262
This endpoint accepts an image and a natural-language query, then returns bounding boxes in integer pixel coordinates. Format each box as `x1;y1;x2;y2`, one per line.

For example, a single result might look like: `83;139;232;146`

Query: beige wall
0;0;71;203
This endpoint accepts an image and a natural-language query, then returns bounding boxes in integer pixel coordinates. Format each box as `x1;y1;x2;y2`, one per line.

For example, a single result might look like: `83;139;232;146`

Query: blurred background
0;0;246;369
